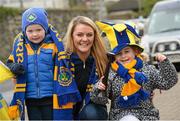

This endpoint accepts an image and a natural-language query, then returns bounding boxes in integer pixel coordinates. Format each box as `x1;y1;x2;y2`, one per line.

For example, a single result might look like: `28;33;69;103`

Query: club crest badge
58;67;72;86
27;13;37;22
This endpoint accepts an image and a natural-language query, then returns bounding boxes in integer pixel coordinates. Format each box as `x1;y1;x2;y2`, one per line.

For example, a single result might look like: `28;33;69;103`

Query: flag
0;61;14;83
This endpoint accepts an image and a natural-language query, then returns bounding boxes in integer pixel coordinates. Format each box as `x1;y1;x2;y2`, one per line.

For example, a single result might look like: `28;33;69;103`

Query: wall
0;9;98;62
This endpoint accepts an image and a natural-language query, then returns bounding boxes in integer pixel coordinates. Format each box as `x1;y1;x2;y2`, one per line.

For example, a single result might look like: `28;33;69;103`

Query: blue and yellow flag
0;94;11;120
0;61;14;83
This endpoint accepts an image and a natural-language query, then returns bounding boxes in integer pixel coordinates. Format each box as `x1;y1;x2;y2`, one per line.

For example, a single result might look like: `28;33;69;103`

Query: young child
7;7;80;120
91;21;178;120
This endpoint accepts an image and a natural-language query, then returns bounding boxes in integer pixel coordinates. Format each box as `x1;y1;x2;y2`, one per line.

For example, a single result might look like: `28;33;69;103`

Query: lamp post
98;0;107;20
19;0;23;10
138;0;142;14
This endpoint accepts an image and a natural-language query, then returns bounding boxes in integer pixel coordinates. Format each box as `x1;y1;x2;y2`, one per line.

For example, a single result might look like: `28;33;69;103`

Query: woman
64;16;109;120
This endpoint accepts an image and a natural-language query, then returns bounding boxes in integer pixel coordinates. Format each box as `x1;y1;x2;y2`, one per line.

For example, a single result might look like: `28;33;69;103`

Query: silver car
141;0;180;69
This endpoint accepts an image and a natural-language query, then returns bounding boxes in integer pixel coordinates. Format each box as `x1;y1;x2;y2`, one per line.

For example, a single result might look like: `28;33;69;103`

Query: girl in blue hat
90;22;178;120
7;7;80;120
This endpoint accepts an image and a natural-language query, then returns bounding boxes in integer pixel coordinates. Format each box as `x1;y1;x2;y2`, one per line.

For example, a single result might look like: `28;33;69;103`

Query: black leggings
26;97;53;120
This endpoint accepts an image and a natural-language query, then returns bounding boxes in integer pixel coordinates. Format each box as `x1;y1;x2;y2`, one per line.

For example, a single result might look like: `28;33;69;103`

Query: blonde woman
64;16;108;120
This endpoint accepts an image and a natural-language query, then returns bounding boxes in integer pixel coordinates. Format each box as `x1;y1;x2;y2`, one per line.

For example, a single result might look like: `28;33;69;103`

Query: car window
147;7;180;35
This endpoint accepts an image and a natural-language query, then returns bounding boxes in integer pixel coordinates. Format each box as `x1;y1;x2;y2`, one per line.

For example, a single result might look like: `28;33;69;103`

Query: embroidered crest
58;67;72;86
27;13;37;22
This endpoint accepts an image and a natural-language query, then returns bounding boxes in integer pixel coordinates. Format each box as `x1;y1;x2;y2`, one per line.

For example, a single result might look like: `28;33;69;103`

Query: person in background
91;21;178;120
6;7;80;120
64;16;109;120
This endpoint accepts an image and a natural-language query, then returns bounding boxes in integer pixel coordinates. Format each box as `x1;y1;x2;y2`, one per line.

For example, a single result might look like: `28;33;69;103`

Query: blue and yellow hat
22;7;48;33
96;21;144;55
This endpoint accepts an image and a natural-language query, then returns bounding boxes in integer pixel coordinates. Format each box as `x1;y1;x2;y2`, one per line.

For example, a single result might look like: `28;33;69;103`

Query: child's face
115;46;136;65
26;24;45;44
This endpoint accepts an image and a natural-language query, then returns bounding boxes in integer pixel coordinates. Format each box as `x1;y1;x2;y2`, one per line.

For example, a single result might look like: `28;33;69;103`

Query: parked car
141;0;180;70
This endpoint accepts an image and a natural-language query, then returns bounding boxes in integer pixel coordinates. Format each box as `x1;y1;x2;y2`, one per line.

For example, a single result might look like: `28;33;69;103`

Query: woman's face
72;23;94;55
26;24;45;44
115;46;136;65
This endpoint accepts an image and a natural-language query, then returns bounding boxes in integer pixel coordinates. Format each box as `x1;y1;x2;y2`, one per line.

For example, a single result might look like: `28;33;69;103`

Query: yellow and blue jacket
7;25;81;120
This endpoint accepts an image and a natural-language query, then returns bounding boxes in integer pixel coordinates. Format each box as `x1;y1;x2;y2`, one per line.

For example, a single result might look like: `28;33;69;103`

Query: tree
142;0;163;17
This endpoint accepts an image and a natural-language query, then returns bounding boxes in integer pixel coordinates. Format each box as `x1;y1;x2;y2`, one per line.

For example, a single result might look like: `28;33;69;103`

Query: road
1;73;180;120
153;73;180;120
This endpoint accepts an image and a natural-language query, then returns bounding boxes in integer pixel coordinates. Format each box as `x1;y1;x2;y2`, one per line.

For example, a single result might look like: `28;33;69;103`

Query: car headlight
169;43;177;51
157;44;165;52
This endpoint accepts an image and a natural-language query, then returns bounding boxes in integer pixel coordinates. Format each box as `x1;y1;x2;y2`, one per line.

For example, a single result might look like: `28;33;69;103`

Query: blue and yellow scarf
111;55;149;108
69;53;98;105
8;25;81;120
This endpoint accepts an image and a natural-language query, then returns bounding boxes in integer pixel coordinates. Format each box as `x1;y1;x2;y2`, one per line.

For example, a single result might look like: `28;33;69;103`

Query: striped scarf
8;25;81;120
69;53;98;105
111;55;150;108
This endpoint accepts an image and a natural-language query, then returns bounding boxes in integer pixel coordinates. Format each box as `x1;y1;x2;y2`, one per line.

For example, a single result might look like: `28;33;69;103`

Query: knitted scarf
8;25;81;120
8;32;27;120
111;55;149;108
69;53;98;105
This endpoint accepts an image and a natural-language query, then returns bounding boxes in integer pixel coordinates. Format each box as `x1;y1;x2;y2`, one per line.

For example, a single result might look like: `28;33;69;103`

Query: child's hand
155;53;167;62
10;63;25;76
97;76;106;91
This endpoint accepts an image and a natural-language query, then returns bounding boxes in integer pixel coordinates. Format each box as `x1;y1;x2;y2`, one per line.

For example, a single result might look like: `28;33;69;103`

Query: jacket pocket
39;48;54;65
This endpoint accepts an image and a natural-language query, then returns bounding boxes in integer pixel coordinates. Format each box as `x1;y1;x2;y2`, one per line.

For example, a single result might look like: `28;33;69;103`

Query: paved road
153;73;180;120
1;73;180;120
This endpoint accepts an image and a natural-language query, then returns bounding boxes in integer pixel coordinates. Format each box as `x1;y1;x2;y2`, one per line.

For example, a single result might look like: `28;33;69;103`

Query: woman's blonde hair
64;16;108;77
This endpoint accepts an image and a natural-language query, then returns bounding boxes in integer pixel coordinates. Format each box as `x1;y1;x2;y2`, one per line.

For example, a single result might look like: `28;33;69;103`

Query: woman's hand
97;76;106;91
155;53;167;62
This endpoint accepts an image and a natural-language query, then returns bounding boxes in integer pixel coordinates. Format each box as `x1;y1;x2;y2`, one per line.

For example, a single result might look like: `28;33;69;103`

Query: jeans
79;102;108;120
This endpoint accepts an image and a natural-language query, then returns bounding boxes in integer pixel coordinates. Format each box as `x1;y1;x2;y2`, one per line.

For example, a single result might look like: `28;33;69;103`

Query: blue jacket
25;35;57;98
7;25;81;120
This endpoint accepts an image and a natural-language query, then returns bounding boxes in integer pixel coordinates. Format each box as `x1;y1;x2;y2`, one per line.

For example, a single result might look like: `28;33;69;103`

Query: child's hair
131;45;143;55
140;53;149;62
130;45;149;61
22;7;49;33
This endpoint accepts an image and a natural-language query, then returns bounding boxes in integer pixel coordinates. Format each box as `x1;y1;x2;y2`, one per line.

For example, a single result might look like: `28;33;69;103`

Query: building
105;0;141;19
0;0;69;9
